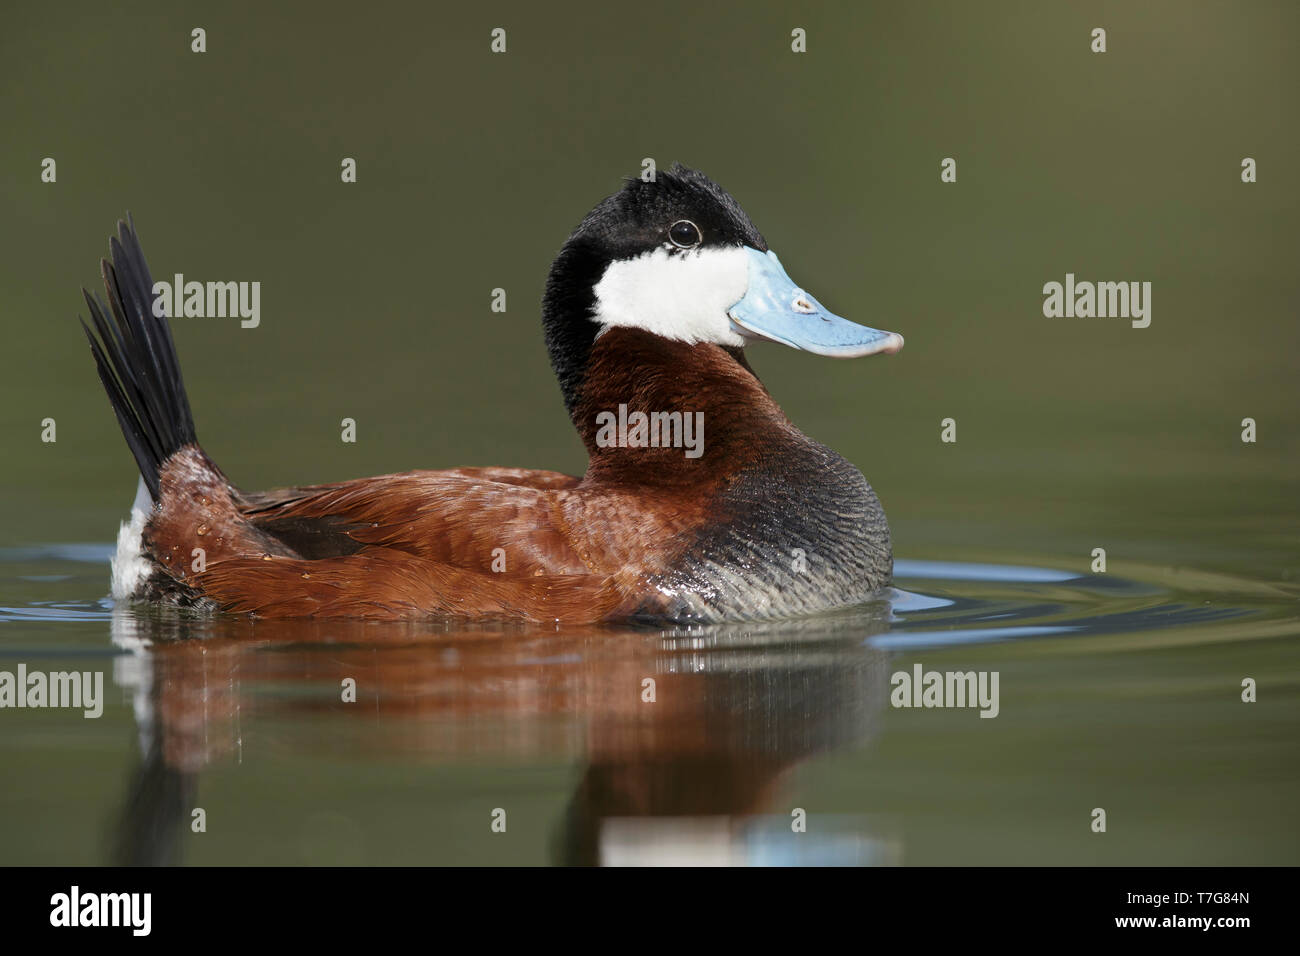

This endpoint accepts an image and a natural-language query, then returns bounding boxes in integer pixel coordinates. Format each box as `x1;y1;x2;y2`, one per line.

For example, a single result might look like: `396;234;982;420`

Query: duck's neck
570;327;798;487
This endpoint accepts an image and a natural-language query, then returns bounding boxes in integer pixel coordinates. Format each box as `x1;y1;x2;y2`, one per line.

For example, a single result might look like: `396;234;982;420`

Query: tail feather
80;216;197;502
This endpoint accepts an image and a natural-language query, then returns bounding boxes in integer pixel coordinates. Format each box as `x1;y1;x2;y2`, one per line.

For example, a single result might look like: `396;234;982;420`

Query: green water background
0;1;1296;864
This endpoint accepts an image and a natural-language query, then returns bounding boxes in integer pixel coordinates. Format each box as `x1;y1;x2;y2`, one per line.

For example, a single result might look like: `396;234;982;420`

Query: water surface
2;546;1294;865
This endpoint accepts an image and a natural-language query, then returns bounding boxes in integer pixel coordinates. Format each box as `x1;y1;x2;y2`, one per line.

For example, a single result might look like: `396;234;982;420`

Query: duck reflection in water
108;603;900;866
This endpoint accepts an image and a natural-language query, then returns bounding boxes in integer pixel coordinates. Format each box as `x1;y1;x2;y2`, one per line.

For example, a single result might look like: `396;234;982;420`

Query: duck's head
542;164;903;413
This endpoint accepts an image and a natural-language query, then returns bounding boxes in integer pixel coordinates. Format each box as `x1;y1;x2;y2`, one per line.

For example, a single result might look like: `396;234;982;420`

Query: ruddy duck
80;165;903;623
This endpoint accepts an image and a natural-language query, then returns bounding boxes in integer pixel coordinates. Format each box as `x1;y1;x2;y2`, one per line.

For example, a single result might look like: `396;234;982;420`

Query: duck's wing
236;467;588;571
233;480;368;559
145;455;626;620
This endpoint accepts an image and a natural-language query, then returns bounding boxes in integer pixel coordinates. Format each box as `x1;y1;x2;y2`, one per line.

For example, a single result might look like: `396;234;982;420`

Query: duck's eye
668;220;702;249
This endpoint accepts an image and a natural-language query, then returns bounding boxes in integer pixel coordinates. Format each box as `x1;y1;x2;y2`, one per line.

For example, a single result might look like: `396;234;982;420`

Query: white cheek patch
591;246;749;347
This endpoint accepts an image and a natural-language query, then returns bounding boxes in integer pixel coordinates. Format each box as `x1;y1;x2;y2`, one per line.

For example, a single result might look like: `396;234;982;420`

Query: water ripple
0;545;1293;650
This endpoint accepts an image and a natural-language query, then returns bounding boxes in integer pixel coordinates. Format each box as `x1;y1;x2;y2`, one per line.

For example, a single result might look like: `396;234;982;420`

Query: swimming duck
80;165;903;623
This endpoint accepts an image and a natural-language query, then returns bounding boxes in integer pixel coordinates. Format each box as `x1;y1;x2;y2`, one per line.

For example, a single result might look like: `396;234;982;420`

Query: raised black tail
80;216;197;502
